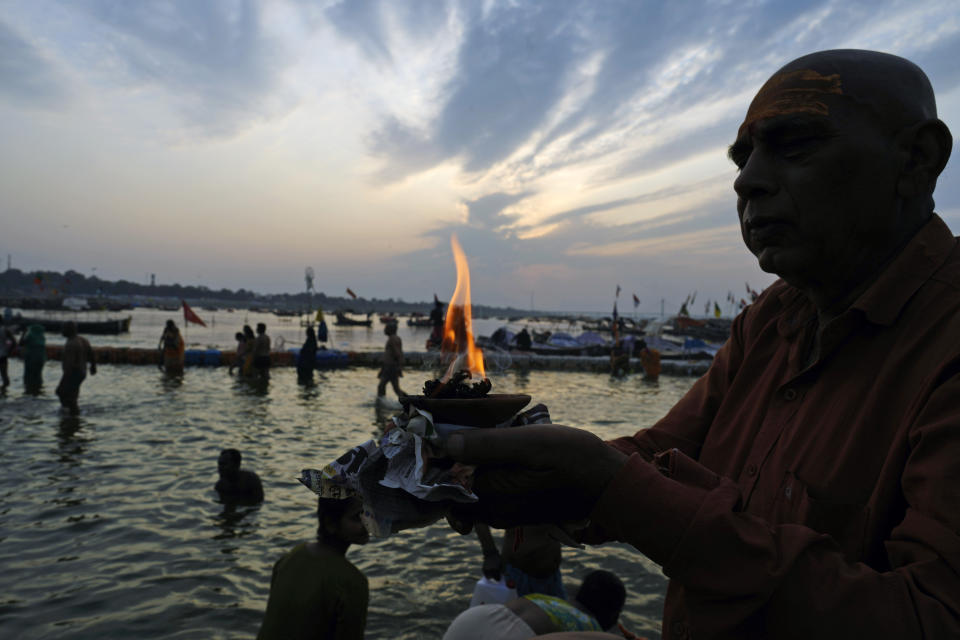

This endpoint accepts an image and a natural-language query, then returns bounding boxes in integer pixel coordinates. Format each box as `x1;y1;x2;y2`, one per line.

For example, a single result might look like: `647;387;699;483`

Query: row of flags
616;282;764;319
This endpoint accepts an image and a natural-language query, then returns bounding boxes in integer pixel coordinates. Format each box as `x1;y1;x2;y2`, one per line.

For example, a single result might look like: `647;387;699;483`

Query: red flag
182;300;207;327
346;288;357;299
632;293;640;308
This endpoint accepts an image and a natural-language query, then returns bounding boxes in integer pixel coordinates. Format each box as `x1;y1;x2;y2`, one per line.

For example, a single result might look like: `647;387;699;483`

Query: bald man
444;50;958;639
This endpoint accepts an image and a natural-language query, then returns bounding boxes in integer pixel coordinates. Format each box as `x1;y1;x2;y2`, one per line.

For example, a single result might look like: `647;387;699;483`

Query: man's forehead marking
738;69;843;139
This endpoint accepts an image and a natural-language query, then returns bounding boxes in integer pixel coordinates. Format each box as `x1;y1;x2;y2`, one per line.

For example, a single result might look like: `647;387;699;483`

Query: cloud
0;20;71;108
325;0;454;63
64;0;291;136
461;191;531;228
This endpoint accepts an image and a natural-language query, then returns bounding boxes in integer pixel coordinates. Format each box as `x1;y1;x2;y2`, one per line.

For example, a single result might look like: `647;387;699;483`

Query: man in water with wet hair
56;321;96;415
258;496;369;640
215;449;264;504
444;50;959;639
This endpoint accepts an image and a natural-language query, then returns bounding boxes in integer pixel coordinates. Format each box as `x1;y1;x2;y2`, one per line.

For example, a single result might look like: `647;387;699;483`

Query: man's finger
445;424;585;466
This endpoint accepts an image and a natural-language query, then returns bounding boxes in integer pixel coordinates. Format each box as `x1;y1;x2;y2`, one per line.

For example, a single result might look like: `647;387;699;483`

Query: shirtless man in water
56;321;96;415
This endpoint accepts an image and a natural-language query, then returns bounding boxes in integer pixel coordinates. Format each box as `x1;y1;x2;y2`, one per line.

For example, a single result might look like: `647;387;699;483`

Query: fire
441;234;485;380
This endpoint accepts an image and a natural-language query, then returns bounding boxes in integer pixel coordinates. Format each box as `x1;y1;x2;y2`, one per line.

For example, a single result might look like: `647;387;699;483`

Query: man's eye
779;137;822;159
730;149;751;170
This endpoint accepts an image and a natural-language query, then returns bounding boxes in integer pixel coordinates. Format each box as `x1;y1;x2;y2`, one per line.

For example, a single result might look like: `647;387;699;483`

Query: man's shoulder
239;469;263;486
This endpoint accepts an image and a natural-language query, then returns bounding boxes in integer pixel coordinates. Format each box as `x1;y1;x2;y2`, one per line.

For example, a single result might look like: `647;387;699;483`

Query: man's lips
744;217;792;246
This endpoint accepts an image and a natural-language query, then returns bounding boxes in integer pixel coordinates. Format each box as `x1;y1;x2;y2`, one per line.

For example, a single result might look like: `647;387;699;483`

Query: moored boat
334;311;373;326
5;313;132;335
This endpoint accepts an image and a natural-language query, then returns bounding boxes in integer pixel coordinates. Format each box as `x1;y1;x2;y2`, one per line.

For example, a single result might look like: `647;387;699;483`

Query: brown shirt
594;214;960;639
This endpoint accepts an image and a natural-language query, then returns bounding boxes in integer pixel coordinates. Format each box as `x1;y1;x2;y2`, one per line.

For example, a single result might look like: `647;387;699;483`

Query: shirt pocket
774;471;869;561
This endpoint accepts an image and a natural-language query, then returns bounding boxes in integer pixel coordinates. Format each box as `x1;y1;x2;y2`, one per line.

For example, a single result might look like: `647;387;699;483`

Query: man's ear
896;119;953;198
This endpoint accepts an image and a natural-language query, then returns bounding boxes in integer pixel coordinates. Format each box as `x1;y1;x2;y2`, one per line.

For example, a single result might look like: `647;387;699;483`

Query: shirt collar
852;214;956;326
775;214;956;334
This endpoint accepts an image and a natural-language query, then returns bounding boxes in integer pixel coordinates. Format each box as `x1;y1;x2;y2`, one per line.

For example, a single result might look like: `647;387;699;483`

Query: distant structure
150;274;155;287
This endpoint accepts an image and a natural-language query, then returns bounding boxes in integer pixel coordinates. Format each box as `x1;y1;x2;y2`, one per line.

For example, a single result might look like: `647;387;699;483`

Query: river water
0;344;695;639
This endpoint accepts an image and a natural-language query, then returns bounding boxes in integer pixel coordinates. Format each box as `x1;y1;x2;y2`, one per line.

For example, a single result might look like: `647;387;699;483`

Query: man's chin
754;247;816;286
754;245;783;274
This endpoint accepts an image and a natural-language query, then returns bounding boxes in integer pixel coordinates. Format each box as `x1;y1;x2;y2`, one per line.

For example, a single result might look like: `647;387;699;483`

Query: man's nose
733;150;779;201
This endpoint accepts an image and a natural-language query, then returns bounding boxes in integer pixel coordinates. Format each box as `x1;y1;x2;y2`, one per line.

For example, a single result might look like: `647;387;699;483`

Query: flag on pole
182;300;207;327
615;284;621;298
714;301;722;318
346;288;358;299
612;300;619;341
632;293;640;308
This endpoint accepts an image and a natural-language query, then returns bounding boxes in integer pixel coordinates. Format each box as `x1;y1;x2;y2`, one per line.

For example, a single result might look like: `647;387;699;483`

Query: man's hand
445;425;628;528
482;551;502;581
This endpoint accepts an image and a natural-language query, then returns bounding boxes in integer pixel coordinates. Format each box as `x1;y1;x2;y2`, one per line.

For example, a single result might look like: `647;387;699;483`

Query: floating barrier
33;346;710;376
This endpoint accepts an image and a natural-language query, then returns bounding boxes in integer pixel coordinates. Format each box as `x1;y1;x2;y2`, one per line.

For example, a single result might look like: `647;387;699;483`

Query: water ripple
0;361;692;638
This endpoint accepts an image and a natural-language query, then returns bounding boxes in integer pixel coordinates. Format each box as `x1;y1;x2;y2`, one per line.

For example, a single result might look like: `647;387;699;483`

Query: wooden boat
7;313;132;335
334;311;372;326
406;313;433;327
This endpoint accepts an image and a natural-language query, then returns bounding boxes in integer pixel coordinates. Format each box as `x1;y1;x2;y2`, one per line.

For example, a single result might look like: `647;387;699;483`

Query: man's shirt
595;214;960;639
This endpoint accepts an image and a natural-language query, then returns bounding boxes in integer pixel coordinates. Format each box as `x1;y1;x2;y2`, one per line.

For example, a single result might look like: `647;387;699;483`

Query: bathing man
215;448;264;504
56;321;96;415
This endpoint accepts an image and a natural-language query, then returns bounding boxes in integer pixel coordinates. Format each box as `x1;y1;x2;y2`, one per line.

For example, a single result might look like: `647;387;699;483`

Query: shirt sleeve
591;369;960;638
607;308;747;462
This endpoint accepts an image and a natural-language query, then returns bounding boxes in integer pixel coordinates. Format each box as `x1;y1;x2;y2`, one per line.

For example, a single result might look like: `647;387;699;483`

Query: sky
2;0;959;314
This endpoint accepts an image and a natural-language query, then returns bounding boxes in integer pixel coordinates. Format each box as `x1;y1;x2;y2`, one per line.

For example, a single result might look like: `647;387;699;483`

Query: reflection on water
160;372;184;392
213;502;262;546
0;360;694;639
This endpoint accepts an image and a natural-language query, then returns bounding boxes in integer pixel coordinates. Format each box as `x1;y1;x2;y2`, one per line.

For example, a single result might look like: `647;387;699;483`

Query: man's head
730;50;952;307
165;319;176;331
243;325;254;339
62;321;77;338
575;569;626;630
218;448;242;480
317;496;369;547
256;323;266;335
384;322;397;336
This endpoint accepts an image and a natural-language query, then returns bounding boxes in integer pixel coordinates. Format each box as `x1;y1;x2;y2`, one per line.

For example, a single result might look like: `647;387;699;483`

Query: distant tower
150;273;156;287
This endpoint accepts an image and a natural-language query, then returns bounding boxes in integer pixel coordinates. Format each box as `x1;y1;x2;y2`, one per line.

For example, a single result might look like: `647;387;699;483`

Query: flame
441;234;485;380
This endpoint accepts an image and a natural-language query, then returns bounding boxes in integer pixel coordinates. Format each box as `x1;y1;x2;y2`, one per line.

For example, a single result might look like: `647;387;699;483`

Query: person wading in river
56;321;96;415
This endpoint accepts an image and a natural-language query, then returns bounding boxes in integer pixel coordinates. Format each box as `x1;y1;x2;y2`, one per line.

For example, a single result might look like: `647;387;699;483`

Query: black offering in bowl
402;370;530;427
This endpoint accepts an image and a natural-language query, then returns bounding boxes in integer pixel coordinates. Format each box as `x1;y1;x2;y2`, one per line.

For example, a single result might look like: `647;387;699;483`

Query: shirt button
746;464;758;476
785;485;792;499
783;388;798;400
